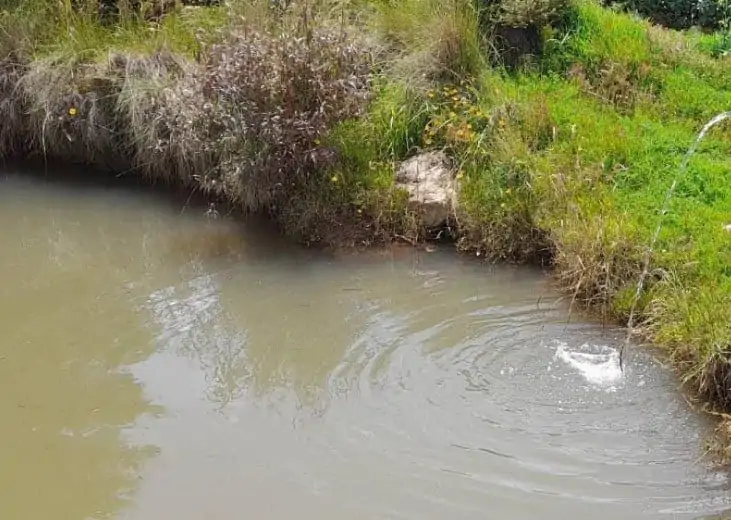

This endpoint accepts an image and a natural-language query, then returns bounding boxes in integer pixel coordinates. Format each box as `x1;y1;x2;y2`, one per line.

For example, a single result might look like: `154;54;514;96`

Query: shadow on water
0;162;332;519
1;157;240;217
0;172;161;518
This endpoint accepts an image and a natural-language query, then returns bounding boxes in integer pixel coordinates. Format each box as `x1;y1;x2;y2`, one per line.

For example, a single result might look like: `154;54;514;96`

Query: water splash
620;111;731;368
555;342;623;389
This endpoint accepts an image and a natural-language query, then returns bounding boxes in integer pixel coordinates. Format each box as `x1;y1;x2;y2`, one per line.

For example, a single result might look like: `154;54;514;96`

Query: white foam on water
554;342;623;389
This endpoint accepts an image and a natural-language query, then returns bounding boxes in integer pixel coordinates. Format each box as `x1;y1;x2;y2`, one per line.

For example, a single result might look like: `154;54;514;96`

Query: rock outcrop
395;151;458;228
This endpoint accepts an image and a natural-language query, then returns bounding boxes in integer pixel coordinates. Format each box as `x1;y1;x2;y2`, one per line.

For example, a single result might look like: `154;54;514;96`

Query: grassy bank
2;0;731;448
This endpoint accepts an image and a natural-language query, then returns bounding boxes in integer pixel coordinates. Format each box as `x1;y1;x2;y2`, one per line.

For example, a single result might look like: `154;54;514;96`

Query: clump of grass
371;0;486;86
645;274;731;409
21;56;125;169
552;209;646;317
114;50;211;184
0;21;29;157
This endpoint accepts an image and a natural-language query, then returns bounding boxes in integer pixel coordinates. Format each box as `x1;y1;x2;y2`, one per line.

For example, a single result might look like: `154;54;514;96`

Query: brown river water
2;167;731;520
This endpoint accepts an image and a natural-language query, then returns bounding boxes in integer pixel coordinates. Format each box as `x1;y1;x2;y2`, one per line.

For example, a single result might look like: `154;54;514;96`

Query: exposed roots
697;354;731;411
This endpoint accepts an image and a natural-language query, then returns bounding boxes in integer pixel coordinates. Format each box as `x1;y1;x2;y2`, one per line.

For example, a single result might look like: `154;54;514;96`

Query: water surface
1;169;730;519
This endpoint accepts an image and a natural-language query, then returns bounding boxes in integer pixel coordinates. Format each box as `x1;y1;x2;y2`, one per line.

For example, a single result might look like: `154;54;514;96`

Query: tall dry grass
0;0;375;215
0;23;28;157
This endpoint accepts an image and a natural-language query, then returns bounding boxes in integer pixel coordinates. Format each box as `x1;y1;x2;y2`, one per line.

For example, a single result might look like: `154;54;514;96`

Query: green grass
0;0;227;60
2;0;731;441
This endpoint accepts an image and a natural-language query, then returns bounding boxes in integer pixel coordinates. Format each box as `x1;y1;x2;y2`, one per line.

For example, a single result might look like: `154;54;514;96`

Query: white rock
395;151;458;228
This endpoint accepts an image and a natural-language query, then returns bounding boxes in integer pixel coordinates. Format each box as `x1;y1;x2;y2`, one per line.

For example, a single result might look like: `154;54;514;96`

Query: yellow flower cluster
422;83;489;148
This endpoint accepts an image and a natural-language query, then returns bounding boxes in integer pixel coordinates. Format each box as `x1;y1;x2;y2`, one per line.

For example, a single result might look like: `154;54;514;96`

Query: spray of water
619;111;731;369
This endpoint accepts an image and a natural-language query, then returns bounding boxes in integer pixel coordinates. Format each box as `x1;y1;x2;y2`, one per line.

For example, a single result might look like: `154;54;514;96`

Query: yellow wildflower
68;107;77;116
330;175;339;183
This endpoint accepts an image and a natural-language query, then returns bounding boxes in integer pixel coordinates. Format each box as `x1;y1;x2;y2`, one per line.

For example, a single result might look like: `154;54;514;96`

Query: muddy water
1;169;731;520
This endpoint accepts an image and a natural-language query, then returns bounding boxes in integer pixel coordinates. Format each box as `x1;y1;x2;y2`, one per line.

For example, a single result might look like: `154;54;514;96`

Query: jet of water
620;111;731;369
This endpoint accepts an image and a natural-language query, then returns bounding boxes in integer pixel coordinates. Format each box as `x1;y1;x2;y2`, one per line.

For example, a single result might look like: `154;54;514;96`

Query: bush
612;0;730;29
114;51;208;183
476;0;571;66
0;0;376;214
194;20;374;210
481;0;571;27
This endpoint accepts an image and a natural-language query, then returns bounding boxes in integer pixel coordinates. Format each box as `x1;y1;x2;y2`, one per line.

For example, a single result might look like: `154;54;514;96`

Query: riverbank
2;0;731;452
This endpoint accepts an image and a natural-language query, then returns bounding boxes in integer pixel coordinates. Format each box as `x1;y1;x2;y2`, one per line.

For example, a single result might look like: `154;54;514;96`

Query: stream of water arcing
1;168;730;519
622;111;731;366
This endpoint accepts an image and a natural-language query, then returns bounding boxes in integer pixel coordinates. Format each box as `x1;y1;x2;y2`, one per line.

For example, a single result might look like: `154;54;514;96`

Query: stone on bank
395;151;459;229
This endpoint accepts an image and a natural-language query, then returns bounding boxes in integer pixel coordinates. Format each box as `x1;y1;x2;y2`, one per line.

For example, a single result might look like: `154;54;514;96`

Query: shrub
114;51;209;184
612;0;731;29
196;19;374;210
477;0;571;66
482;0;571;28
